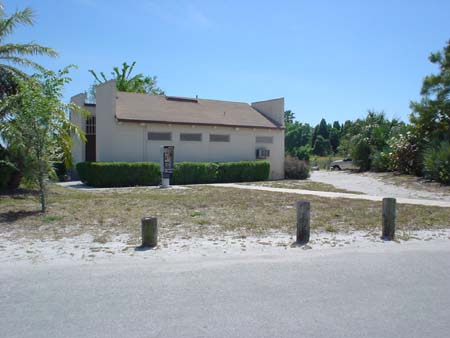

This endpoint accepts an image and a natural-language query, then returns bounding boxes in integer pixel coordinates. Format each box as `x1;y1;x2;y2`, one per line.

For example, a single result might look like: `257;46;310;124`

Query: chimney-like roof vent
166;96;198;103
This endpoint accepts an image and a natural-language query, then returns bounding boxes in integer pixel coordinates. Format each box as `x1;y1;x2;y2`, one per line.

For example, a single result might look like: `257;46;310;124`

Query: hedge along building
70;80;285;179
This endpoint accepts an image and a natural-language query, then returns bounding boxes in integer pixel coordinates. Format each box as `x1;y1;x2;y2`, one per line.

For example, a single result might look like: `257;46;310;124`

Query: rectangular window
85;116;96;135
256;136;273;144
148;132;172;141
210;134;230;142
180;133;202;141
256;148;270;159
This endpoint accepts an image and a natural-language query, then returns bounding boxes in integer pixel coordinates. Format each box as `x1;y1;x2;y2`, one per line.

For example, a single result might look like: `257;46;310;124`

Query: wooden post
141;217;158;247
296;201;310;244
382;198;396;240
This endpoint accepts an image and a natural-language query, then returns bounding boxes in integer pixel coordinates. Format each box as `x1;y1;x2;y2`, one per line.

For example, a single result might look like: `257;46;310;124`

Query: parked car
330;158;358;170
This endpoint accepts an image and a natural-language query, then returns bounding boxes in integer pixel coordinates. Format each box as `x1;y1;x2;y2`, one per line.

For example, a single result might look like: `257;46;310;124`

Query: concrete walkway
210;183;450;207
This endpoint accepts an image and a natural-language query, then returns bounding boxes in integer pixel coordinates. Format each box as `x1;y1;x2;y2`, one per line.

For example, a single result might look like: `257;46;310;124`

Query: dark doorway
85;117;96;161
85;135;96;161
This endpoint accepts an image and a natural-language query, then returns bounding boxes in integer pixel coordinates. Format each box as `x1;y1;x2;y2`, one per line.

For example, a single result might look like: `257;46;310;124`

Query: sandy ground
310;171;450;201
1;229;449;265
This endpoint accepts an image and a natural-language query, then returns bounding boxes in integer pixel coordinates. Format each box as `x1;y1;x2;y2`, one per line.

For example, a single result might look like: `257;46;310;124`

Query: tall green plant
0;67;87;211
0;3;57;97
423;141;450;184
88;61;164;99
410;40;450;144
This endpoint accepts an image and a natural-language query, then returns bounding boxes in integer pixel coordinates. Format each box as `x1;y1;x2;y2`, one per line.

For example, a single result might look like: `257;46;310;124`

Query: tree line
285;39;450;184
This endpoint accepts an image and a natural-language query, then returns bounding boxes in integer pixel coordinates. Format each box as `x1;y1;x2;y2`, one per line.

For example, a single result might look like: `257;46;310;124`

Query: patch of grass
0;183;449;244
190;211;203;217
42;215;64;223
325;225;338;233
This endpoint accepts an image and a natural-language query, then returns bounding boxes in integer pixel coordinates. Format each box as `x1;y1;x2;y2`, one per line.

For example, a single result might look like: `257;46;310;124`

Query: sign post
160;146;174;188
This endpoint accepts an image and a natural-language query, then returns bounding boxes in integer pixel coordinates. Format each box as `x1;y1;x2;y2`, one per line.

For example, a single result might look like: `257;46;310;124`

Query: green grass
325;224;338;233
190;211;204;217
42;215;64;223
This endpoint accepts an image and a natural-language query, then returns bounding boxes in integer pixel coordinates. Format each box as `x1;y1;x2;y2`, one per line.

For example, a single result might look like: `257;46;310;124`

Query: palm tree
0;3;57;84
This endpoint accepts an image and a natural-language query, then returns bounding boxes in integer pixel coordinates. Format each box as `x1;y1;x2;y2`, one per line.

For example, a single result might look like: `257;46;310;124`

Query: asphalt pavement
1;241;450;338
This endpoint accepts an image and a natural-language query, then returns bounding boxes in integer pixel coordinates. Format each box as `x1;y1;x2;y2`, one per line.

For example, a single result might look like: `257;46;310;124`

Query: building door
85;117;96;161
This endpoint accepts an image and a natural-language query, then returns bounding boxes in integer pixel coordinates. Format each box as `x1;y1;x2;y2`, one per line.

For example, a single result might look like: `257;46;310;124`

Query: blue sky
5;0;450;125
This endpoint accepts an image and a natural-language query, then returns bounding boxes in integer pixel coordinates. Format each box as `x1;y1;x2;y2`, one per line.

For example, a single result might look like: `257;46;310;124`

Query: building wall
142;124;284;179
71;82;285;179
251;98;285;128
70;93;96;167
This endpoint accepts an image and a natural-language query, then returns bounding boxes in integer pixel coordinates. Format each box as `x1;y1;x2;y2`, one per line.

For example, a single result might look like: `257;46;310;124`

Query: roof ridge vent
166;96;198;103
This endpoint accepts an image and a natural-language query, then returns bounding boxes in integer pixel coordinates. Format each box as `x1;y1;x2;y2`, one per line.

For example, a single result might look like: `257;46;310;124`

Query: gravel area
310;171;450;201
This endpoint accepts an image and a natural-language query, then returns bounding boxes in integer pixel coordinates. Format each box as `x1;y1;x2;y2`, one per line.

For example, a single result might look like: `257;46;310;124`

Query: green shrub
312;135;332;156
172;162;219;185
371;151;391;172
53;162;68;182
423;142;450;184
76;160;270;187
387;132;422;175
351;140;371;171
217;161;270;182
0;146;22;191
296;145;311;161
0;160;18;191
76;162;160;187
284;156;310;179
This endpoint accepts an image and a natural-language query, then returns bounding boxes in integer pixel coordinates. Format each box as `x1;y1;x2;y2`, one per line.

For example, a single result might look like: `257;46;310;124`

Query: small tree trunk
37;160;47;213
38;176;46;212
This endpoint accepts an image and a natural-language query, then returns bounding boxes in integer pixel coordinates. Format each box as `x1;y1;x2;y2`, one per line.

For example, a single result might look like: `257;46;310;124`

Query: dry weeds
1;184;449;247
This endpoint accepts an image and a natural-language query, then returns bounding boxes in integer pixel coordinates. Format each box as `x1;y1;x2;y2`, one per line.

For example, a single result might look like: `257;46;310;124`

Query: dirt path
310;171;450;201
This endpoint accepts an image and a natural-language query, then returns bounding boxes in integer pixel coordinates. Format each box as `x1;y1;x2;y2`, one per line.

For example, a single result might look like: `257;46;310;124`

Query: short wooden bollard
296;201;310;244
141;217;158;247
382;198;396;240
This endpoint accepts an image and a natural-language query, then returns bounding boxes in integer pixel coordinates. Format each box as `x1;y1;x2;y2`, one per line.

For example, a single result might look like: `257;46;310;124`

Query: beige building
71;80;285;179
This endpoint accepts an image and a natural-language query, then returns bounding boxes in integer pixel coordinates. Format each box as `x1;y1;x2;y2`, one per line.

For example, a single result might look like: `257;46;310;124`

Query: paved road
1;241;450;338
211;183;450;207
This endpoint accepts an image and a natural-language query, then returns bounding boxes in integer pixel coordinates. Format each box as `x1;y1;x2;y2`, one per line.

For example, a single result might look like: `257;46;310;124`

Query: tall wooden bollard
382;198;396;240
141;217;158;247
296;201;310;244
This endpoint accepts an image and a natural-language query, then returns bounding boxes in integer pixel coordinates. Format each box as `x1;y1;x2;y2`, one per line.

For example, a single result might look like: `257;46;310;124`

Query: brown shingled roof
115;92;281;129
